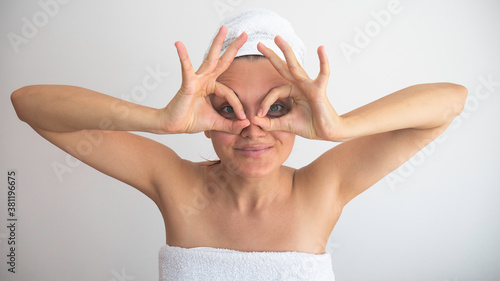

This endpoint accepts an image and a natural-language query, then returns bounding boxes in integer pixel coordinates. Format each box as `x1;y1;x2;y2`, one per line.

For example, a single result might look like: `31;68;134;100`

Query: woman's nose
240;117;267;139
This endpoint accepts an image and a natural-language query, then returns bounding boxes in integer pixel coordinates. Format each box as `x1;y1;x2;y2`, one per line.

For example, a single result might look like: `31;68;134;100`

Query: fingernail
257;108;263;117
240;111;247;119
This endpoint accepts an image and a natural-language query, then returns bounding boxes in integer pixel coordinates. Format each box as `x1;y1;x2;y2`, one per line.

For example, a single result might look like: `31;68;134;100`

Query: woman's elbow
450;83;468;117
439;83;468;121
11;85;35;122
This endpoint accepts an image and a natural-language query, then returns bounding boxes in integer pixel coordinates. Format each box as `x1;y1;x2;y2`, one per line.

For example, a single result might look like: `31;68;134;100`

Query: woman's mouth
234;145;273;157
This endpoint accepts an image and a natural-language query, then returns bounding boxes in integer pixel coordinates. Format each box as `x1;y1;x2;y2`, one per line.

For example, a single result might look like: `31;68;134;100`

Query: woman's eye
267;103;287;118
218;105;237;119
221;106;234;114
269;104;283;112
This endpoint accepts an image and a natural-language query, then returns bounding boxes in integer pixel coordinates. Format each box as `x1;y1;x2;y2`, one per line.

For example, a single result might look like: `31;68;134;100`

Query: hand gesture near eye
252;36;342;140
161;26;250;134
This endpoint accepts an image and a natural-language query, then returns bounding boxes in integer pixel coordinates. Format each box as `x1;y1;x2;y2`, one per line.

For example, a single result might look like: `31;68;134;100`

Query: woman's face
207;57;295;178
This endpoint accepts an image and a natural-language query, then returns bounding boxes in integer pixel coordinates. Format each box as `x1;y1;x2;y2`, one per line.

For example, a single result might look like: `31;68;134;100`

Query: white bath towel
204;8;307;66
159;244;335;280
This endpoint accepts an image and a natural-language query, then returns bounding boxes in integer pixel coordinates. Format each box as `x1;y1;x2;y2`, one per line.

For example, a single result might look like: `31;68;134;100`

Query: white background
1;0;499;280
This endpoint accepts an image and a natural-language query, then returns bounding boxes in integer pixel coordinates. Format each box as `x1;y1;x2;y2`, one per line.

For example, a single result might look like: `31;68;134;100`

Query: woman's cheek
271;131;295;151
210;131;236;156
210;131;234;143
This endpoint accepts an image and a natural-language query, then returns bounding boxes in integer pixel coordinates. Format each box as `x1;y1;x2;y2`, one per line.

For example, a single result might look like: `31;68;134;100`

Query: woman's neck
208;163;293;215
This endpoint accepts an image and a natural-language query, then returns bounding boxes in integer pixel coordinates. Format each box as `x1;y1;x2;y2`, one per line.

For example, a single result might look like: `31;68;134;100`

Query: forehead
215;59;288;101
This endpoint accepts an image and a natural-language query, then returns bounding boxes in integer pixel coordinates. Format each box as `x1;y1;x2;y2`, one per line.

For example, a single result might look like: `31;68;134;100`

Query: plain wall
1;0;499;280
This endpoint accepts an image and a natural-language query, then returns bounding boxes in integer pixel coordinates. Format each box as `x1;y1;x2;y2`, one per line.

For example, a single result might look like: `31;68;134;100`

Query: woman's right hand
161;26;250;134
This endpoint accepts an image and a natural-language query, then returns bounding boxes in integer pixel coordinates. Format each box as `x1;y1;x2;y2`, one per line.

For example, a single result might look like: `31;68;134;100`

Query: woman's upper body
10;16;468;257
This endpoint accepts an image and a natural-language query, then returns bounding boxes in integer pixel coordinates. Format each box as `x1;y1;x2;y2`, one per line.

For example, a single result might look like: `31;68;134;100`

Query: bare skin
11;26;468;254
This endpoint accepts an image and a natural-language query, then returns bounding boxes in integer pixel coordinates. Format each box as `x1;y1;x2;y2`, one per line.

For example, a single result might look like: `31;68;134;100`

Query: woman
11;8;467;281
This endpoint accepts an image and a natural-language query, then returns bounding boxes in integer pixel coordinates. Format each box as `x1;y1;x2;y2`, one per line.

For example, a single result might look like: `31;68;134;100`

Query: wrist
125;106;168;134
149;108;171;134
328;115;353;142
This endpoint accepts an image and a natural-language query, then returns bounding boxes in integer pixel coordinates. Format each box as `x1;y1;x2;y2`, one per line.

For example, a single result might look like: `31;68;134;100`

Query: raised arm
11;84;172;204
331;83;467;142
306;83;467;206
11;85;161;133
253;35;467;208
10;26;250;206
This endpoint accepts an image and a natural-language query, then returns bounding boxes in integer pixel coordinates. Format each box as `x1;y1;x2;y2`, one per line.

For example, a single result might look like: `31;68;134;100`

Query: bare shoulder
154;160;218;218
157;161;222;241
292;162;342;224
293;157;343;209
291;162;343;245
155;160;206;201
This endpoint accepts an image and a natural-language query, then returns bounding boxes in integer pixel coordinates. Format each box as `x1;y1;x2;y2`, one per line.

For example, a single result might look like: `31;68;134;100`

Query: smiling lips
234;145;273;157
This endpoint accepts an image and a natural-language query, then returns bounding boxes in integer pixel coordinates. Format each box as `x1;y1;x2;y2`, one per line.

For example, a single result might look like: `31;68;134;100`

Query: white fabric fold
159;244;335;281
204;8;306;65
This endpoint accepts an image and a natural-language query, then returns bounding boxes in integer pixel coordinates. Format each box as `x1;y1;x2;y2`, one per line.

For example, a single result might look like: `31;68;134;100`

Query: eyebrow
216;86;288;104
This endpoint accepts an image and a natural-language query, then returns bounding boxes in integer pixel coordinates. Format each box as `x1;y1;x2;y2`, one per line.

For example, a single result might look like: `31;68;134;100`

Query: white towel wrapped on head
204;8;307;65
159;244;335;280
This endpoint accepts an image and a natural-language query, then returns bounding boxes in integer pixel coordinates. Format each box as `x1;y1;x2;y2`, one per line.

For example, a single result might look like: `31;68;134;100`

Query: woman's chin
226;160;277;178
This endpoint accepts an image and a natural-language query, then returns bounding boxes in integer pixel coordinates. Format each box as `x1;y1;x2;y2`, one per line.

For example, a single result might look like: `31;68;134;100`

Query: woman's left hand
252;36;342;141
